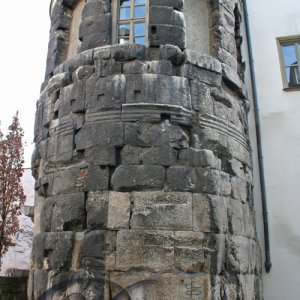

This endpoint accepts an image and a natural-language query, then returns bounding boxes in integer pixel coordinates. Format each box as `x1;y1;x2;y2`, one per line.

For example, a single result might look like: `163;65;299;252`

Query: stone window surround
277;35;300;91
112;0;149;46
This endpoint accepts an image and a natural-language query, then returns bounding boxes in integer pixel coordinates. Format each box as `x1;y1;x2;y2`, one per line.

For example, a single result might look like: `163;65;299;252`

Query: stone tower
29;0;263;299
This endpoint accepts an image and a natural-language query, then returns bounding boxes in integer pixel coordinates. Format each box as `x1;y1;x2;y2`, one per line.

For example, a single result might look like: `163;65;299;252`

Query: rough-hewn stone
30;1;262;297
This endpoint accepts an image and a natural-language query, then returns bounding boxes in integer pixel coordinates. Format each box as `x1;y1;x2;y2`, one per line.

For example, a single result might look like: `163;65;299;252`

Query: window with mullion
118;0;146;45
278;37;300;89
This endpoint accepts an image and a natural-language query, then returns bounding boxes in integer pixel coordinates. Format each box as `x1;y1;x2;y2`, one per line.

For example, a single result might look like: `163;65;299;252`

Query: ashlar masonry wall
29;0;263;299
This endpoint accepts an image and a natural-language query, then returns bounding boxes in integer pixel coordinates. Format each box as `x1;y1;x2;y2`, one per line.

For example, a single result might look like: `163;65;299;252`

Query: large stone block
86;191;109;230
44;232;74;269
174;231;209;273
75;122;124;150
149;6;185;27
126;74;191;109
178;148;221;169
149;24;186;50
115;230;174;272
86;74;126;110
130;191;193;230
78;230;116;268
111;165;165;191
110;272;211;300
51;193;86;232
142;146;177;166
84;166;109;191
86;191;130;230
167;166;195;191
193;194;228;233
107;192;131;230
149;0;184;10
125;121;189;148
85;144;117;166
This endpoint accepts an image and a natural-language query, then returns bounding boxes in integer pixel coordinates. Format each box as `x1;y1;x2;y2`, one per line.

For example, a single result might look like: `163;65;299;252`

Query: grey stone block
78;230;116;268
167;166;195;191
75;122;124;150
194;168;220;195
130;191;193;230
149;6;185;27
160;44;185;66
183;64;222;87
123;61;147;74
149;0;184;10
115;230;174;272
44;232;74;269
178;148;221;169
193;194;228;233
85;144;117;166
111;44;146;61
149;24;186;50
94;58;122;77
82;0;111;18
86;191;109;230
185;50;222;74
51;193;86;232
80;31;111;52
146;60;173;75
31;233;45;269
111;165;165;191
86;74;125;110
142;146;177;166
125;121;189;148
121;145;142;165
84;166;109;191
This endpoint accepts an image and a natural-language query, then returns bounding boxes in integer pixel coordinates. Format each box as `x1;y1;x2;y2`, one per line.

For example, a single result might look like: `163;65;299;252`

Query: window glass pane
134;37;145;44
135;0;145;4
134;5;146;18
134;23;145;36
119;7;131;20
118;24;130;36
119;37;130;45
286;66;300;87
282;44;297;66
120;0;131;7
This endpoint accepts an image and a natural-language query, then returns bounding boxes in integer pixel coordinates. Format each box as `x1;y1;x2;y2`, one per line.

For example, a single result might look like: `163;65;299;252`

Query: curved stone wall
29;0;263;299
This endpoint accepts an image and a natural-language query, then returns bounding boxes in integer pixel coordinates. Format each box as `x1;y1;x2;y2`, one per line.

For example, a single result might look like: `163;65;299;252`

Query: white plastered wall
245;0;300;299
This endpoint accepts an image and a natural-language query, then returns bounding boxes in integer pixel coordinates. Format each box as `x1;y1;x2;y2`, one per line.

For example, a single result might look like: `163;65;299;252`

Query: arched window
117;0;146;44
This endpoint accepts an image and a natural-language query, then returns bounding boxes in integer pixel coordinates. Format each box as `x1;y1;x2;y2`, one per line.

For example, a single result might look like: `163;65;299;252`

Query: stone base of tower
29;44;263;300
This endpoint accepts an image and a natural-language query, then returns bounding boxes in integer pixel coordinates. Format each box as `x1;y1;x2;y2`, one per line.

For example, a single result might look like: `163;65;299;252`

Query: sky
0;1;50;168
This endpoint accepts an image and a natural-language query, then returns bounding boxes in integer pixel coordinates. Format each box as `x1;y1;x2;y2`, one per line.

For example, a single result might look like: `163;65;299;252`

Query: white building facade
246;0;300;299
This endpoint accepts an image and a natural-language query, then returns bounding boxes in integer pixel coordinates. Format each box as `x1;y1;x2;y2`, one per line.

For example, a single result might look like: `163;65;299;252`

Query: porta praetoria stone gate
29;0;263;299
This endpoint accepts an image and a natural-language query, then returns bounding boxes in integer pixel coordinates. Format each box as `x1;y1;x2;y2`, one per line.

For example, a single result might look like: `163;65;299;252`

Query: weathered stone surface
44;232;74;269
31;4;263;297
193;194;228;233
86;191;109;230
111;165;165;191
142;146;177;166
110;272;211;300
78;230;116;268
130;192;193;230
84;166;109;191
115;230;174;272
107;192;130;230
51;193;86;232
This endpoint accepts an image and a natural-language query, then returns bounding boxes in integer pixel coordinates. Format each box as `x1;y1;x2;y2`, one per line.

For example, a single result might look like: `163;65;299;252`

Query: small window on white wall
117;0;146;45
277;36;300;90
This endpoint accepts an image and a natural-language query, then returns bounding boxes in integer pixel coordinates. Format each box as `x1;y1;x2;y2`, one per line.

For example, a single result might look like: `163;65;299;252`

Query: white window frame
277;35;300;91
